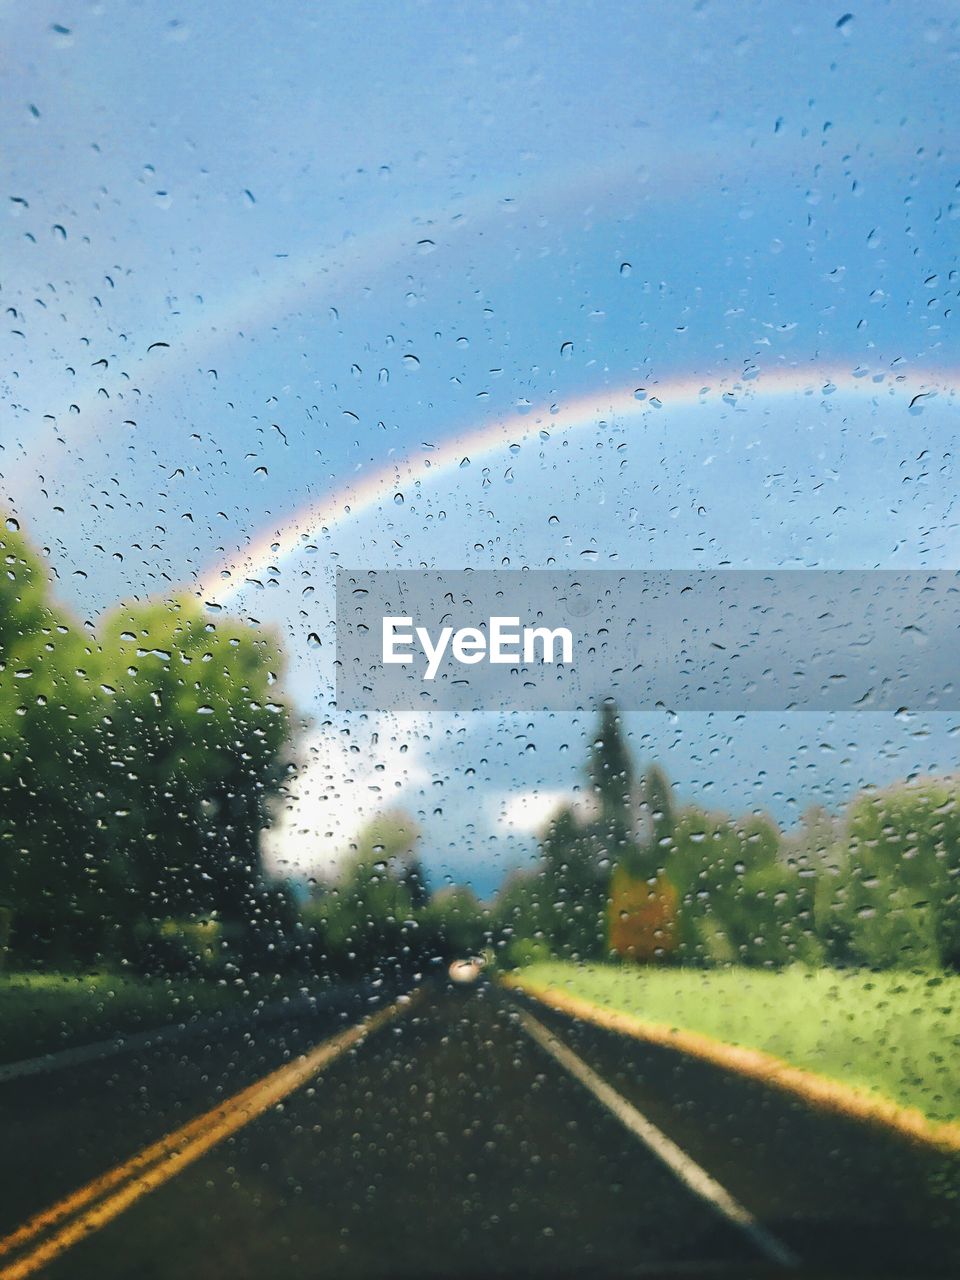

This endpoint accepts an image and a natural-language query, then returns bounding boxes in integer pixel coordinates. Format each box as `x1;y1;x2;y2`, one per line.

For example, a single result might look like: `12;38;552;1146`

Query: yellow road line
502;975;960;1153
0;992;418;1280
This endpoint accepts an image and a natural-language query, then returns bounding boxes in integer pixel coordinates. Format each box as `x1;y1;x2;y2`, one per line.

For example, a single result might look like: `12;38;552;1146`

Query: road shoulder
501;971;960;1153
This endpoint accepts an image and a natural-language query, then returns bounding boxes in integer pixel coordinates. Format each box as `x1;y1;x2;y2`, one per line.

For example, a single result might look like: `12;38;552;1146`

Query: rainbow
12;155;677;478
13;130;923;485
202;364;955;604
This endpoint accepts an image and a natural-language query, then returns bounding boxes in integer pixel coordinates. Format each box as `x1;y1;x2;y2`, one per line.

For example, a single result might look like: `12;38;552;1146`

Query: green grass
0;971;305;1065
516;962;960;1126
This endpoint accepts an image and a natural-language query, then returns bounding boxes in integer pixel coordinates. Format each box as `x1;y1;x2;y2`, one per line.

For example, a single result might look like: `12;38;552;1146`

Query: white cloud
493;788;580;836
263;717;429;882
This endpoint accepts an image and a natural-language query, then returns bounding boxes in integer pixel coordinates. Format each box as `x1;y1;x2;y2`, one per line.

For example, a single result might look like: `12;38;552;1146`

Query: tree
97;596;290;940
419;884;486;961
608;764;680;962
318;809;423;974
820;780;960;969
607;866;679;961
399;854;431;911
0;514;293;968
665;805;812;966
587;702;635;843
584;703;639;955
540;805;606;959
490;867;548;965
0;521;115;961
637;764;675;867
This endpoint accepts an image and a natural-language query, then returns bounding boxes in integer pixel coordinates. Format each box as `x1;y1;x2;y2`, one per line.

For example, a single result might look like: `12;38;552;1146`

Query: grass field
0;972;305;1065
514;962;960;1126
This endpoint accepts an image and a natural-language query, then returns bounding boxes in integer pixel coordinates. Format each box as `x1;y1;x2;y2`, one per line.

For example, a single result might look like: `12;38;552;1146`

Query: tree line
4;509;958;978
299;810;486;978
0;518;291;969
0;514;485;980
490;703;960;971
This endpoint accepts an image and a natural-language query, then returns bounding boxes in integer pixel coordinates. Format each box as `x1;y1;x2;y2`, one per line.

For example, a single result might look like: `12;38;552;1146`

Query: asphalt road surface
0;980;958;1279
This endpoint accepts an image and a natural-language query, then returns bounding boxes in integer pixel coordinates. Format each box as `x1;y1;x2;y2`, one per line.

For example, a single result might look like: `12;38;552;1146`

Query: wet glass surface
1;4;959;1277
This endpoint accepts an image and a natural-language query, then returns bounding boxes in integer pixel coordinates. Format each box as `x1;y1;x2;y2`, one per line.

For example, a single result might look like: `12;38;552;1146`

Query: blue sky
3;1;959;895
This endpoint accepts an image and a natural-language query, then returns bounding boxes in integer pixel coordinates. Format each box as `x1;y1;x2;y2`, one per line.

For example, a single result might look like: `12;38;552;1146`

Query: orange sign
607;867;679;961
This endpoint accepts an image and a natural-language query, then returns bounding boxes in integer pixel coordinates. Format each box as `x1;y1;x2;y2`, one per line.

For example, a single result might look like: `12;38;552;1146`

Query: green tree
667;806;812;966
97;596;290;937
0;522;115;961
587;702;634;837
583;703;638;934
539;805;606;959
419;884;486;961
0;515;292;970
821;780;960;969
489;867;550;966
631;763;675;876
398;853;431;911
318;809;422;974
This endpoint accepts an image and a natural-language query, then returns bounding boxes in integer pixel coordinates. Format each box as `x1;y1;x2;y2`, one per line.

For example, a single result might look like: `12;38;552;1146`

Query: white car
447;957;485;986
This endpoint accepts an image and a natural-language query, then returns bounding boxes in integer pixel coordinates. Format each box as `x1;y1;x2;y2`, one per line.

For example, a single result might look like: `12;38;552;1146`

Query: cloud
493;788;580;836
263;718;429;881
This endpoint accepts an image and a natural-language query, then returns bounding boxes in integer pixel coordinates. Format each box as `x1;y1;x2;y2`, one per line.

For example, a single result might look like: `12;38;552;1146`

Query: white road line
0;987;360;1085
0;1034;144;1086
517;1008;799;1271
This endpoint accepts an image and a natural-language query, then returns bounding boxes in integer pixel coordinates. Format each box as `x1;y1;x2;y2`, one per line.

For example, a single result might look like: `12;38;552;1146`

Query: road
0;980;958;1279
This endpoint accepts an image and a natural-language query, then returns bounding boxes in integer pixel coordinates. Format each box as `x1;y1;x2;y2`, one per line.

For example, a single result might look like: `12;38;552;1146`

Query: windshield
1;4;958;1278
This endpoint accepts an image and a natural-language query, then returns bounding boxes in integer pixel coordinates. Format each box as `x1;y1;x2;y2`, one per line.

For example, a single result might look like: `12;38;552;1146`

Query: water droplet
5;518;20;532
560;341;573;360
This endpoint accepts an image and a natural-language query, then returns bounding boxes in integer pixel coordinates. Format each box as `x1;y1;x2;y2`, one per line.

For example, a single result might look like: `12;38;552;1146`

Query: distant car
447;957;485;986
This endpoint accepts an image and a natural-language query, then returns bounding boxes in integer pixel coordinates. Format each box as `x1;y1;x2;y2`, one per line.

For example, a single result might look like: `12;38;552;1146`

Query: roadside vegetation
0;516;484;993
490;704;960;1125
490;703;960;973
512;963;960;1126
0;517;291;974
0;971;311;1065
